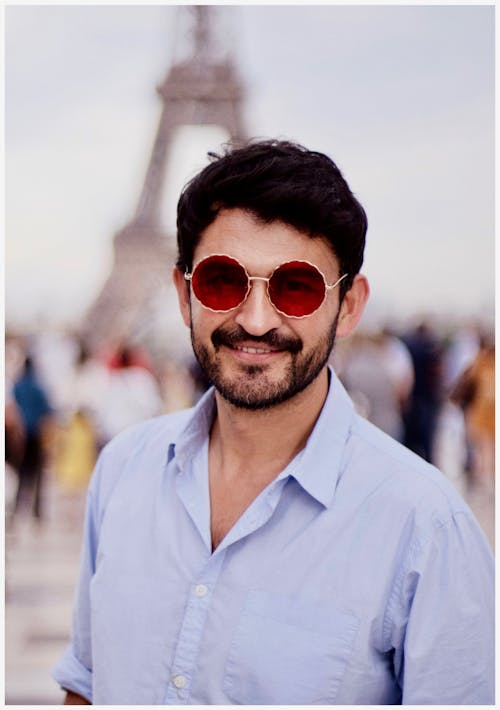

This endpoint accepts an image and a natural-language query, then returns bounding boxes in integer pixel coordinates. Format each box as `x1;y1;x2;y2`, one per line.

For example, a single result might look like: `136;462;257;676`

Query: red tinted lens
269;261;326;317
191;255;249;311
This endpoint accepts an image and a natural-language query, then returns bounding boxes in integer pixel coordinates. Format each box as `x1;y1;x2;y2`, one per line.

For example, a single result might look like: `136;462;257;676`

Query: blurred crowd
336;320;494;490
5;319;495;527
5;332;208;527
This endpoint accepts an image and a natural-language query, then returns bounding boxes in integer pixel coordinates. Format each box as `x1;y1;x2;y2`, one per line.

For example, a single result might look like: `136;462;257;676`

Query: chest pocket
223;590;359;704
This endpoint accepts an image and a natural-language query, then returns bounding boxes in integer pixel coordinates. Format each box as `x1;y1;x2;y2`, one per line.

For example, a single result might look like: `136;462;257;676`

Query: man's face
176;208;346;410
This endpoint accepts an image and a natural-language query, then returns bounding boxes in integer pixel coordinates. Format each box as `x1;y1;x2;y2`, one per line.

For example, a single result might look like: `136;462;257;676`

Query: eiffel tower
81;6;246;358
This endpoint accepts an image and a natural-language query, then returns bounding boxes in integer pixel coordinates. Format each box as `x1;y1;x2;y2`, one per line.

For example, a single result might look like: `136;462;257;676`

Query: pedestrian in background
54;342;106;492
403;321;443;462
98;344;164;445
451;336;495;485
12;356;52;522
340;330;413;442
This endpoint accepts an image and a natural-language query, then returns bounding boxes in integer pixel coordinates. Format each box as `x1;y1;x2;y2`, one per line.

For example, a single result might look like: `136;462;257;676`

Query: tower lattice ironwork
81;6;246;355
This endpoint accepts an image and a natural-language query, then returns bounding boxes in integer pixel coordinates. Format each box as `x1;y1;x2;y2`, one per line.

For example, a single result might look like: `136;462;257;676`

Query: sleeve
387;508;494;704
51;472;101;702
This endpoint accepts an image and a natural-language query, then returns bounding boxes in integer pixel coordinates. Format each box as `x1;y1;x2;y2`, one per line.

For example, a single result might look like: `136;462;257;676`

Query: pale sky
5;4;495;331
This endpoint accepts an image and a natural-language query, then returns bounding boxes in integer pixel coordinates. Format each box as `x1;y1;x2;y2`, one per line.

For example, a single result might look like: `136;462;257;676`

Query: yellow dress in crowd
55;411;97;492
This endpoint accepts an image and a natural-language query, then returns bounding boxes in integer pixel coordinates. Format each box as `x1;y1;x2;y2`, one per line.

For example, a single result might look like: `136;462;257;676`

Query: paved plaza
5;472;86;706
4;433;495;706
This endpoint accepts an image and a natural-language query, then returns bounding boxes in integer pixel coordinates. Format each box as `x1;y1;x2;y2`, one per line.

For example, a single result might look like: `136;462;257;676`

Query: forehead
195;208;339;275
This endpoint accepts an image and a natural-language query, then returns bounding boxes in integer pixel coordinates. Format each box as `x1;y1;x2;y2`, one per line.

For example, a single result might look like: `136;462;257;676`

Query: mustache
211;324;303;354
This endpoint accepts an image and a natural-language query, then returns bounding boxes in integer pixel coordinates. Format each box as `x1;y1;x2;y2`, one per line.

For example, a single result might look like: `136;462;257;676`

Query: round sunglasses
184;254;348;319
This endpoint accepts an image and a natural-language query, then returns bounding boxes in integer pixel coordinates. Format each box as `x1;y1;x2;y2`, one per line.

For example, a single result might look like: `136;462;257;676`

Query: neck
209;367;330;484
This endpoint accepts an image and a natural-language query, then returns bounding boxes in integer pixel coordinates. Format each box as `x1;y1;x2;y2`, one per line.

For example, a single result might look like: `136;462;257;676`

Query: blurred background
4;5;494;704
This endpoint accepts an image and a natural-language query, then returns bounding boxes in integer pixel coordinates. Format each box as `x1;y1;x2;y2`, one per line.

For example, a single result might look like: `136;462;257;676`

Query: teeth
235;345;273;354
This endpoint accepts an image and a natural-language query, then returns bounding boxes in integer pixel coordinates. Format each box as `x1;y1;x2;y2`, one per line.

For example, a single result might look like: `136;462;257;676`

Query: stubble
190;316;338;410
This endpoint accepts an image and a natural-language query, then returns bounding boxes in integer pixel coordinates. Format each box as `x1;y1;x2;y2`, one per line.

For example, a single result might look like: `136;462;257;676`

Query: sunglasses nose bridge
247;275;270;283
246;275;273;306
234;274;282;334
247;274;278;312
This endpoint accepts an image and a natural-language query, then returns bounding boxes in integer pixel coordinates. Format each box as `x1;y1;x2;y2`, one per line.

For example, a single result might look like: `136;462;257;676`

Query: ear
172;266;191;328
335;274;370;339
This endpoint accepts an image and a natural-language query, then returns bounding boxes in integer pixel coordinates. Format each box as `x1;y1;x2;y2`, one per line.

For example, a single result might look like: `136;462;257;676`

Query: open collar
172;367;355;509
284;371;355;507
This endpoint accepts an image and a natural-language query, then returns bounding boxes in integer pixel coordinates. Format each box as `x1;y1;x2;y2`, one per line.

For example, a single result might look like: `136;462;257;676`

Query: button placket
170;672;189;701
173;674;187;689
163;552;226;704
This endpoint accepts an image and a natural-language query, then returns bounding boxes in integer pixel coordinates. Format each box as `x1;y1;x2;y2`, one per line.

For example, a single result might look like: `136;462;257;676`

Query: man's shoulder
351;414;431;472
104;407;195;453
88;407;196;503
346;412;468;522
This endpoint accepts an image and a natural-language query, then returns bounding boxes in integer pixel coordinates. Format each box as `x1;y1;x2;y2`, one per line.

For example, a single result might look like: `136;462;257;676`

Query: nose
234;278;283;336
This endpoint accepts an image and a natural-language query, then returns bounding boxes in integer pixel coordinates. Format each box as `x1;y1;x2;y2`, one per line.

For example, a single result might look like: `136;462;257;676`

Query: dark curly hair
176;139;367;298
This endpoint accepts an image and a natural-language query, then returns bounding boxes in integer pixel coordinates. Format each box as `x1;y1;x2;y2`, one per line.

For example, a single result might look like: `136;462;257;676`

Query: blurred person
5;395;25;469
340;331;413;442
451;336;495;485
97;344;164;444
12;356;52;522
5;333;26;386
5;338;26;471
403;321;443;462
443;321;480;390
380;327;414;412
30;330;80;413
105;341;154;372
442;323;481;474
53;343;102;490
54;140;493;705
70;342;109;428
5;335;26;522
55;410;97;495
5;393;25;522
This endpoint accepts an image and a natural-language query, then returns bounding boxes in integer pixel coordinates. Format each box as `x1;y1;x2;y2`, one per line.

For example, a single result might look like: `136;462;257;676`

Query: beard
190;314;339;410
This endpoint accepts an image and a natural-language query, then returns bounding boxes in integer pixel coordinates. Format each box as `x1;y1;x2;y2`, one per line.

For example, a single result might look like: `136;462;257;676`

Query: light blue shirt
52;371;494;705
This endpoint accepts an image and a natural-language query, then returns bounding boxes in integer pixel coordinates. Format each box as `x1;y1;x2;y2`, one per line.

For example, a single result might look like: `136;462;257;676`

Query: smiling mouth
232;344;280;355
211;325;303;356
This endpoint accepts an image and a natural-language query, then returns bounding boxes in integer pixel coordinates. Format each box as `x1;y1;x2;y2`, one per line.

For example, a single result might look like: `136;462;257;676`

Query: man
54;140;494;705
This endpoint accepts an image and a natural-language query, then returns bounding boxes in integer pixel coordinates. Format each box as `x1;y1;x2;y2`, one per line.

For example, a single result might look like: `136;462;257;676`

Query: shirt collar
172;367;355;509
171;386;216;472
286;370;356;507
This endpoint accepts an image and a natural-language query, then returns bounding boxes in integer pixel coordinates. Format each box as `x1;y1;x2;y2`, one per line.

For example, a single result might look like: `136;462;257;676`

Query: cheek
190;307;225;340
303;303;339;339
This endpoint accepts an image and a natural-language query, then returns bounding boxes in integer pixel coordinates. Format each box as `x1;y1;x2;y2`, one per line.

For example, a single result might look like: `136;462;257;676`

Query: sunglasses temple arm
326;273;349;290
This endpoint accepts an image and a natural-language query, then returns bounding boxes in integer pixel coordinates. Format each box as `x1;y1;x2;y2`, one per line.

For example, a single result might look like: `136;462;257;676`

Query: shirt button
194;583;208;597
172;674;187;689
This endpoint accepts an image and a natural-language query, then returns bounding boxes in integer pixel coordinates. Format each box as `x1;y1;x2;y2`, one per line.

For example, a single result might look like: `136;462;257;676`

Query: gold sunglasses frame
184;253;348;319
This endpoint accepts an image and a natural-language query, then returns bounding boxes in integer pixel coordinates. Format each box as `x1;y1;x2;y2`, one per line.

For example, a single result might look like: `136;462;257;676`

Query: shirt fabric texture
52;370;494;705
